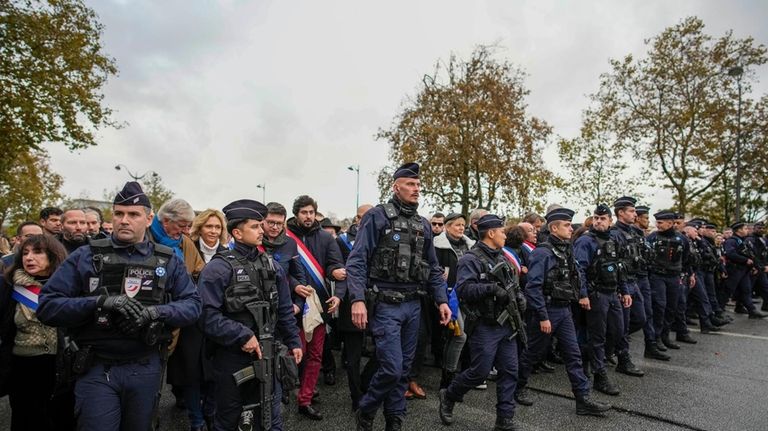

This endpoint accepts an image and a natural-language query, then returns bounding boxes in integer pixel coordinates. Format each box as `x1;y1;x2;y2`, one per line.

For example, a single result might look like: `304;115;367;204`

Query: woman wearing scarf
150;199;207;429
190;209;229;264
0;234;73;431
433;213;475;389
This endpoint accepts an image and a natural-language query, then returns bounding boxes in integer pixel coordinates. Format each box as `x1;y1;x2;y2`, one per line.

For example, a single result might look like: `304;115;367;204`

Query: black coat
166;241;227;386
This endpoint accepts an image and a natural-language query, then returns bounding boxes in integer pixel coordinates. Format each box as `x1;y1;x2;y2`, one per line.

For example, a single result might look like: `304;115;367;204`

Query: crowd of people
0;162;766;431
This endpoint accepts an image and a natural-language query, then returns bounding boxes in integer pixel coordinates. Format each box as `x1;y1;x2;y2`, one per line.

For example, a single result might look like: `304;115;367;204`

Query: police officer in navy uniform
437;214;525;431
723;221;767;319
574;204;634;395
37;182;202;431
646;210;694;352
747;221;768;311
199;199;304;431
346;162;451;431
609;197;653;371
514;207;611;416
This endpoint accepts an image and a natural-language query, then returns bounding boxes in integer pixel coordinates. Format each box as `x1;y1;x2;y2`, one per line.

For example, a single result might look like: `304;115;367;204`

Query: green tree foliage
377;46;556;216
558;112;645;212
584;17;766;215
0;149;63;233
141;174;174;213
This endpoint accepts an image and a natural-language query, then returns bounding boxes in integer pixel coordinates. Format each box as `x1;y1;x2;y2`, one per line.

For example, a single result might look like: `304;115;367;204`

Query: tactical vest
585;232;622;289
616;226;644;276
76;238;172;344
369;203;428;284
216;249;279;332
466;248;519;320
688;239;703;270
649;232;684;275
539;242;579;302
698;239;719;272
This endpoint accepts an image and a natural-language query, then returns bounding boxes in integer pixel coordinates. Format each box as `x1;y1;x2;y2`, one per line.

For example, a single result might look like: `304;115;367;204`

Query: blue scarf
150;217;185;261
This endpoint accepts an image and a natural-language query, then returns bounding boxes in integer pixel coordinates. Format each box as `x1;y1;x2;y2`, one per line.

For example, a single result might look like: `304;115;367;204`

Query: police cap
594;204;611;216
222;199;267;222
613;196;637;209
653;210;676;221
545;207;575;224
636;205;650;215
730;221;746;231
476;214;504;232
114;181;151;208
393;162;420;180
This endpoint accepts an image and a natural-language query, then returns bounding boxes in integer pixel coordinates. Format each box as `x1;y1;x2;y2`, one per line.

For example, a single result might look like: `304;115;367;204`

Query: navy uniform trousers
74;353;162;431
727;267;757;313
615;279;646;350
358;300;420;418
445;321;519;418
518;304;590;397
213;348;283;431
649;273;681;339
586;291;624;373
636;276;656;343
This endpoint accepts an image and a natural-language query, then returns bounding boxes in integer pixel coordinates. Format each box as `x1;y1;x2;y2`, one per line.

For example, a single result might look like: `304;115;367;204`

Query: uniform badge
235;267;249;282
89;277;99;292
274;253;282;262
155;267;166;277
393;234;401;241
124;277;141;297
607;265;615;272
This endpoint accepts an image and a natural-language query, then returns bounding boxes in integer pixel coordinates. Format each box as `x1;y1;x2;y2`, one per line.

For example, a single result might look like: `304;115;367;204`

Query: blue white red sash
339;232;354;252
285;230;327;290
12;284;41;311
502;247;522;273
521;241;535;254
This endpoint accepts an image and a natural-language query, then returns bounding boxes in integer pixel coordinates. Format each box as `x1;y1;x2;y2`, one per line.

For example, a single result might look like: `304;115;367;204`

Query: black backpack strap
380;203;399;220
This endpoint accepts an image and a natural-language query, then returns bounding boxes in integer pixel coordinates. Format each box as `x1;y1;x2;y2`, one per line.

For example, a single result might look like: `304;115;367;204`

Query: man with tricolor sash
285;195;345;421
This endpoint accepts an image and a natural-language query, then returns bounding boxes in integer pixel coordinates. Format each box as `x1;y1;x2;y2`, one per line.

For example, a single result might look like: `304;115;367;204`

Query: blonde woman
190;209;228;263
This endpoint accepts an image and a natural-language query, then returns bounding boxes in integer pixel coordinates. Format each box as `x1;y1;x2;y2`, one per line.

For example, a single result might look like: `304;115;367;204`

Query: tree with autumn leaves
377;46;557;217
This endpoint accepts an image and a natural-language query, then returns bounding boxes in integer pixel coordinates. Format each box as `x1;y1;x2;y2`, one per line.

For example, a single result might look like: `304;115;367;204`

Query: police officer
610;196;653;371
747;221;768;311
514;207;611;416
574;204;635;395
346;162;451;431
723;221;767;319
199;199;304;431
437;214;525;431
697;222;732;325
681;222;721;334
37;182;202;431
646;210;694;352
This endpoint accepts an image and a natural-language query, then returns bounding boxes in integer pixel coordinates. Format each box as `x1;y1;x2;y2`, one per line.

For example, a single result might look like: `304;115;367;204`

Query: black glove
141;306;160;323
99;295;146;335
516;292;527;314
492;285;510;306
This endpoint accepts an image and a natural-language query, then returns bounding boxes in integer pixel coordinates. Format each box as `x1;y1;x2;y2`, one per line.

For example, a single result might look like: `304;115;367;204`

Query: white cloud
47;0;768;220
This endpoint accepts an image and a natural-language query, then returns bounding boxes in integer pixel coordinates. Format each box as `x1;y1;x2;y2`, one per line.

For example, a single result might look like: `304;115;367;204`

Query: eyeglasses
264;221;284;228
431;222;444;227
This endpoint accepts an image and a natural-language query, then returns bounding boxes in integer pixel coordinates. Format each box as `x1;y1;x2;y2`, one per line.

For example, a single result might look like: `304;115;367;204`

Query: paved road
2;303;768;430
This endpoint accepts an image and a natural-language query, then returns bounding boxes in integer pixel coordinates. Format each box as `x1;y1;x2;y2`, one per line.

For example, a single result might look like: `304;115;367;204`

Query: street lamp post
728;65;744;222
347;164;360;212
114;164;158;181
256;184;266;203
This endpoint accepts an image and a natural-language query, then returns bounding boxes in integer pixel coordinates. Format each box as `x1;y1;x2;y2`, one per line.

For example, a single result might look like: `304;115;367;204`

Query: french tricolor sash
285;230;327;291
522;241;535;254
339;232;354;252
12;284;41;311
502;247;522;273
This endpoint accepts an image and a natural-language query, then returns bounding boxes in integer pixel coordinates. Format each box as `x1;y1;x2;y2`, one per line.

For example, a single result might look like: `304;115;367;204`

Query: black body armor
369;203;429;284
539;242;580;302
649;232;684;275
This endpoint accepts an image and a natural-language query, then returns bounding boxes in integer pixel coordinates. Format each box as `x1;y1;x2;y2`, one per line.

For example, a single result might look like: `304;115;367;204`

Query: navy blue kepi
476;214;504;232
114;181;151;207
393;162;420;180
545;207;575;223
222;199;268;222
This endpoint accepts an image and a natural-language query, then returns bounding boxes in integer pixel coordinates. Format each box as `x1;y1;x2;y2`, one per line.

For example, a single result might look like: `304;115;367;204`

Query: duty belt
545;297;571;307
373;289;425;304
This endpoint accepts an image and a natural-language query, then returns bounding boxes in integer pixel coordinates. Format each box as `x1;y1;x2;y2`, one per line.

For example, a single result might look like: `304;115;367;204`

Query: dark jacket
285;218;346;323
434;231;475;288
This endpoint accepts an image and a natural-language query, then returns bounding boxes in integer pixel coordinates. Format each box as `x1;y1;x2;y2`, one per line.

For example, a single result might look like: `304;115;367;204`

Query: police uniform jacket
199;242;300;351
345;202;449;305
37;236;202;357
574;229;629;297
524;236;578;322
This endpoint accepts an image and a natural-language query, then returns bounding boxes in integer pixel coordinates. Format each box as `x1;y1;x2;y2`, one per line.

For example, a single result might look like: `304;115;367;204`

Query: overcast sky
48;0;768;220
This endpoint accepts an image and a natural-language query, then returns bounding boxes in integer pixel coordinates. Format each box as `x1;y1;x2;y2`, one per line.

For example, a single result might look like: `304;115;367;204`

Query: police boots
575;394;612;416
356;409;375;431
660;334;680;350
593;371;620;396
438;388;456;425
676;332;697;344
616;353;645;377
644;342;671;361
385;415;403;431
494;416;518;431
514;387;534;406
